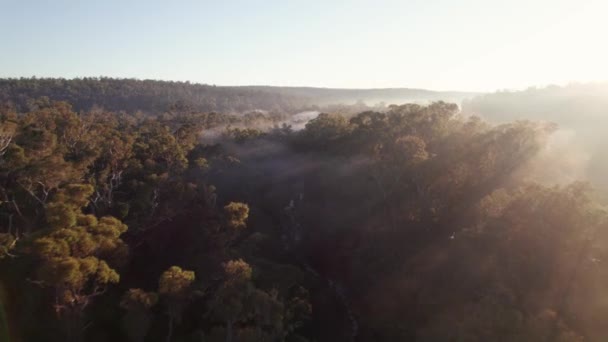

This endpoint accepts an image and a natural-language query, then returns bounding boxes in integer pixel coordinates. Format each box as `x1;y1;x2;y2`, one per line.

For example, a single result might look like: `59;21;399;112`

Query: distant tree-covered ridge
0;77;477;115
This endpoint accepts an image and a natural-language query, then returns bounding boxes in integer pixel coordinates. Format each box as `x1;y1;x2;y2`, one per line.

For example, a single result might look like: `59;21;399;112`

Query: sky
1;0;607;92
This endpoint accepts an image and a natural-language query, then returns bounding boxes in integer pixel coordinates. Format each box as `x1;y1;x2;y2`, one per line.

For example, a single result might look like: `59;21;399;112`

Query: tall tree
31;184;128;341
158;266;195;342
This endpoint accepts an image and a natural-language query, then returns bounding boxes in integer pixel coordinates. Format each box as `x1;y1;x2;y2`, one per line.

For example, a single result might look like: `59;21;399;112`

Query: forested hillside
0;78;476;115
0;95;607;342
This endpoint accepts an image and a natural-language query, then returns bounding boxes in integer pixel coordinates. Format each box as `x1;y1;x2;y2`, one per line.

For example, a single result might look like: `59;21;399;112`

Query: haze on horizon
1;0;607;92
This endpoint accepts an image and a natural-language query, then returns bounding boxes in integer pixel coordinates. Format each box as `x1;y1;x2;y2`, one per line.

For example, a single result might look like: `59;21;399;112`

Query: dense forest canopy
0;84;607;342
0;78;477;115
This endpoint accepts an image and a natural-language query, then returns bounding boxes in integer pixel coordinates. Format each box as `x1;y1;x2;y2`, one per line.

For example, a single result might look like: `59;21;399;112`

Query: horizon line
2;75;607;94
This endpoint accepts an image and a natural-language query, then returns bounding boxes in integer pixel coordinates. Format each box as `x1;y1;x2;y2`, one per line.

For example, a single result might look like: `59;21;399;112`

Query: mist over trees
463;83;608;128
0;84;607;342
463;83;608;192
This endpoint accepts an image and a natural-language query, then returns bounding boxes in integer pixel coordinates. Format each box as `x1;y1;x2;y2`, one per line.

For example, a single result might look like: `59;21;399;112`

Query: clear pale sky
1;0;607;91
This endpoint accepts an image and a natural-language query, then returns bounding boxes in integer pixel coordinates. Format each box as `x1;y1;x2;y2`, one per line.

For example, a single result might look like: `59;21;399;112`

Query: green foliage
223;202;250;230
225;127;266;143
121;288;159;311
158;266;195;297
27;184;128;325
0;233;16;259
300;113;352;148
120;289;159;342
207;259;301;341
158;266;195;342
